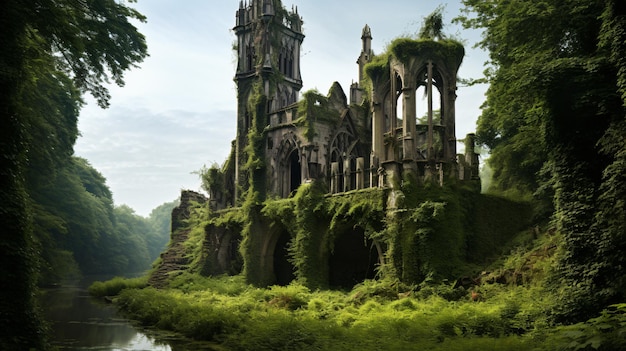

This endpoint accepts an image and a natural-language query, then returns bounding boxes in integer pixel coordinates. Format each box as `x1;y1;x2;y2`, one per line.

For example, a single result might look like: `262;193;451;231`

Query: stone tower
233;0;304;201
367;38;466;186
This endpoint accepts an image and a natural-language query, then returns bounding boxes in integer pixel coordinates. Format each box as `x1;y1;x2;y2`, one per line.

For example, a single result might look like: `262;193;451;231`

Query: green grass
113;274;551;350
88;276;148;297
97;230;625;350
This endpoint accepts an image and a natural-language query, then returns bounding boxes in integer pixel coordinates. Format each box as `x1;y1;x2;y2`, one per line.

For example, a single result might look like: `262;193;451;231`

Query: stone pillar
370;153;379;188
402;84;417;178
356;157;365;190
465;133;479;179
371;95;385;164
343;157;351;192
402;86;417;160
331;162;339;193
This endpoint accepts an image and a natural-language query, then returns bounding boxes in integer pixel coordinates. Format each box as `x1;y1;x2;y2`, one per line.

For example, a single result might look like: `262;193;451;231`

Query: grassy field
92;231;625;351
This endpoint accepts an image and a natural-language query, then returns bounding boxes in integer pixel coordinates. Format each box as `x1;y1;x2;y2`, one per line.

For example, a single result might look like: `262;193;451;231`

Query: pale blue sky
75;0;488;216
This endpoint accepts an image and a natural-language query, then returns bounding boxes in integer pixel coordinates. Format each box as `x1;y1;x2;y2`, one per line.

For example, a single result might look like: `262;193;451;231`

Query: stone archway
329;227;379;289
273;229;295;286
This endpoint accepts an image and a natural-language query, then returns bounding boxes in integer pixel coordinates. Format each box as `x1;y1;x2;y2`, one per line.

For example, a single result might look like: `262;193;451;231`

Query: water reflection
41;282;171;351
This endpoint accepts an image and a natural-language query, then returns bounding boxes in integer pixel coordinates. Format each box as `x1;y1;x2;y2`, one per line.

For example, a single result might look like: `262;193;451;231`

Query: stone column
356;157;365;189
331;162;339;193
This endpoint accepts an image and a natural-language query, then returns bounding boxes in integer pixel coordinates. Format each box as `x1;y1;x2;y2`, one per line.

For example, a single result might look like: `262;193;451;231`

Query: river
40;278;221;351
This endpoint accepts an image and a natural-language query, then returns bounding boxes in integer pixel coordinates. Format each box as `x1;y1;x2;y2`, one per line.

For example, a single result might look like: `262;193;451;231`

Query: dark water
40;279;219;351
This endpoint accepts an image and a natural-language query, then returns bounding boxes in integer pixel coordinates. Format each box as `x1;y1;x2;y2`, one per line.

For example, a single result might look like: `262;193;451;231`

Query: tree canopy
457;0;626;322
0;0;147;349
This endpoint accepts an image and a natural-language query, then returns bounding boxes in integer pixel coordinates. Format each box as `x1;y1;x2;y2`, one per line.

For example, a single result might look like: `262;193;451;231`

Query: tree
146;200;179;260
458;0;626;322
0;0;147;348
418;5;446;40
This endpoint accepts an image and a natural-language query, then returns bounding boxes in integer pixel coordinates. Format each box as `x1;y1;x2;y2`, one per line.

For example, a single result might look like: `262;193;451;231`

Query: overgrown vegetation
457;0;626;323
88;276;148;297
97;226;624;350
0;1;148;349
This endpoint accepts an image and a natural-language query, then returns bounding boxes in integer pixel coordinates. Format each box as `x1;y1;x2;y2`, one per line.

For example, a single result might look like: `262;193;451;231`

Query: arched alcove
222;232;243;275
329;227;379;289
273;230;295;285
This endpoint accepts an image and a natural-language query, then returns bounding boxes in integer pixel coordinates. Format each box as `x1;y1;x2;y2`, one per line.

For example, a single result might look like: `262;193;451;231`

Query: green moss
389;38;464;69
364;53;391;83
295;89;341;141
287;181;329;288
364;38;464;88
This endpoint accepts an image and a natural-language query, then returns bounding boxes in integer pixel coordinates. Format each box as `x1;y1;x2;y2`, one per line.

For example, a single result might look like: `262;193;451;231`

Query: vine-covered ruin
151;0;531;289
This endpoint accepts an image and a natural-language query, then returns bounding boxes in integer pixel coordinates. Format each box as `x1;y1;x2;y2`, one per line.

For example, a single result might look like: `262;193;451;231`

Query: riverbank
40;279;170;350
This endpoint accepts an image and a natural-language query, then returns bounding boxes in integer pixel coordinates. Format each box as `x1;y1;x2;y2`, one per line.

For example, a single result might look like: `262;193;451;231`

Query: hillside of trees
31;155;177;284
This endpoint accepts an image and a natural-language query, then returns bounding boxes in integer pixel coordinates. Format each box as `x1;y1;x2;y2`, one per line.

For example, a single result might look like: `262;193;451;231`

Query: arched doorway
329;227;379;289
273;230;295;285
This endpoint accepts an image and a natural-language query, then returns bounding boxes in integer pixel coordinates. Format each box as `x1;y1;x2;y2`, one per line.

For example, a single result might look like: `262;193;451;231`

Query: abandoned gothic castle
154;0;530;290
202;0;481;208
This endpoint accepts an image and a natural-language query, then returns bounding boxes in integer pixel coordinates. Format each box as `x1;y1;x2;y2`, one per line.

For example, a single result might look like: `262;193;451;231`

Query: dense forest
31;154;177;284
1;0;625;350
0;0;157;349
458;0;626;323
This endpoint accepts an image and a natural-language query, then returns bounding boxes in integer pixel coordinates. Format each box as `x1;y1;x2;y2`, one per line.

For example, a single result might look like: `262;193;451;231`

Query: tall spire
362;24;372;39
357;24;373;87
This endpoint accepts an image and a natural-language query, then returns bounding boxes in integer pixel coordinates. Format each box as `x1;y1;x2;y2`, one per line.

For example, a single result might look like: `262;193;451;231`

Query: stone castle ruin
213;0;480;208
152;0;529;290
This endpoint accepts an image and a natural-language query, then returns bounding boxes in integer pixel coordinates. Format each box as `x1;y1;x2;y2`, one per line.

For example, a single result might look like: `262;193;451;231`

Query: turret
361;24;372;56
351;24;373;105
262;0;274;17
358;24;373;83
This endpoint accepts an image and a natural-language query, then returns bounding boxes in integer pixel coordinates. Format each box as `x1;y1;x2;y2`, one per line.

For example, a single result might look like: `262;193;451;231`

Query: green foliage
1;0;147;348
364;52;391;83
458;0;626;323
541;304;626;351
418;5;446;40
197;162;231;204
88;276;148;297
115;271;566;350
30;157;173;280
146;200;179;259
364;37;464;86
295;89;343;141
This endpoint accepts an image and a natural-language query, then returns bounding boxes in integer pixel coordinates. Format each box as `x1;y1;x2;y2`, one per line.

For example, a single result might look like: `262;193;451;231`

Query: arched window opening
287;51;294;78
395;74;404;125
289;150;301;194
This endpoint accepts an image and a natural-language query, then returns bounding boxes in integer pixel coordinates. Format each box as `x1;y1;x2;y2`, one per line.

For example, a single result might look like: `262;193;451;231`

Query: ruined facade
157;1;530;290
211;0;480;210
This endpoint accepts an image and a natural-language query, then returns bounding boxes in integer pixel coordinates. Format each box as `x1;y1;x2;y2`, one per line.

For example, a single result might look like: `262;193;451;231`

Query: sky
74;0;489;217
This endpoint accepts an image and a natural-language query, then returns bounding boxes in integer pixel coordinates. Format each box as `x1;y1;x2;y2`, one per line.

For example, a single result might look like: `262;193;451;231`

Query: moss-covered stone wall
175;181;531;290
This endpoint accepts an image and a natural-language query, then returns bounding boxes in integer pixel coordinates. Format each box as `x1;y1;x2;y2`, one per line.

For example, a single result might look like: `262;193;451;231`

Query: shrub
88;276;148;297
